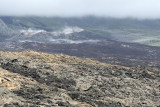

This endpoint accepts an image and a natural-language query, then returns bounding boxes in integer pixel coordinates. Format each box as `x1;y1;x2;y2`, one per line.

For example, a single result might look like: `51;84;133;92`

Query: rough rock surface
0;51;160;107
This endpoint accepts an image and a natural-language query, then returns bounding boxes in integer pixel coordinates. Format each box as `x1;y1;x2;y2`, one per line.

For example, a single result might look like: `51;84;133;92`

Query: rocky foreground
0;51;160;107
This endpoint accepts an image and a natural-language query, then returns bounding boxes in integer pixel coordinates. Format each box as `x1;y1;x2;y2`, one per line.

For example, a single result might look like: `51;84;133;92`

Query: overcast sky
0;0;160;19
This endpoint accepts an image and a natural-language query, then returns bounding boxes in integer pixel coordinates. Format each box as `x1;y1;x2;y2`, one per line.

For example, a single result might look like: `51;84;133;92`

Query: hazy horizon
1;0;160;19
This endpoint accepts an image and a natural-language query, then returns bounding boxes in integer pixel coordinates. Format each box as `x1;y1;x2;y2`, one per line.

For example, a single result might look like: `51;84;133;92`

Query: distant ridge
0;19;15;40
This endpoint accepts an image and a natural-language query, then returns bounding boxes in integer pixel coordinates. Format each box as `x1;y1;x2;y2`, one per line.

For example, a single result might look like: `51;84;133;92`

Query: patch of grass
143;40;160;46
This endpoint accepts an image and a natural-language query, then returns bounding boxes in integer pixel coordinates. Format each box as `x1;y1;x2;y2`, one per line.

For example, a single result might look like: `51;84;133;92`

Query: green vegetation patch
143;39;160;46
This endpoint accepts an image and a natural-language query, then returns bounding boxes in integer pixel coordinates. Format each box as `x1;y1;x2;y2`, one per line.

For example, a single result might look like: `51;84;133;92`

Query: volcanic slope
0;51;159;106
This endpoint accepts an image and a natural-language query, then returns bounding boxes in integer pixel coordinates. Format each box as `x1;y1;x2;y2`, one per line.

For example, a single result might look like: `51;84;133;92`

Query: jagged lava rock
0;51;159;106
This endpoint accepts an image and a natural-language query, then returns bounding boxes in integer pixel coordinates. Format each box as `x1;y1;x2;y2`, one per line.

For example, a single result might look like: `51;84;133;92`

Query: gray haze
1;0;160;19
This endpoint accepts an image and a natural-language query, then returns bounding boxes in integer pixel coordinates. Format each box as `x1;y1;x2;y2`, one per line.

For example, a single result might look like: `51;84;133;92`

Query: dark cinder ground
0;51;160;107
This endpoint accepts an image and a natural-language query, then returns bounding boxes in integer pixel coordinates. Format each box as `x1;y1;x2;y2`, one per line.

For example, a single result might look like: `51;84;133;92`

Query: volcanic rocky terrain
1;17;160;68
0;16;160;106
0;51;160;106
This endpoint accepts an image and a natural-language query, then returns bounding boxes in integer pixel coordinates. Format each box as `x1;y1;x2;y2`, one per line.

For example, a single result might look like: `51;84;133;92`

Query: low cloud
0;0;160;19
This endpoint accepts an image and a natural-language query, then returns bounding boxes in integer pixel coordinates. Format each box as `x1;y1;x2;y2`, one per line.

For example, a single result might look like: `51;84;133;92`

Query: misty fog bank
0;0;160;19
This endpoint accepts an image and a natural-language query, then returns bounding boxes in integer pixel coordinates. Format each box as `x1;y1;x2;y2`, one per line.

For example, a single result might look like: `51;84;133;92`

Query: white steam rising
52;27;84;35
